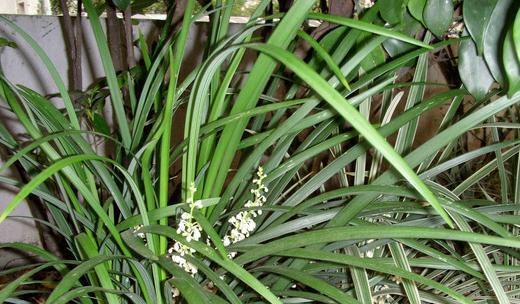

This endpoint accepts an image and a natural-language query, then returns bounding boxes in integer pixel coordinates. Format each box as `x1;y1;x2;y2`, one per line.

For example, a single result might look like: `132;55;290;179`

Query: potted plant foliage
1;0;520;303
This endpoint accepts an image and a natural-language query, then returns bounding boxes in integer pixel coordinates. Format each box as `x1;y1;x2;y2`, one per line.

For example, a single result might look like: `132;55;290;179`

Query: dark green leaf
93;113;110;136
423;0;454;38
514;9;520;61
408;0;427;23
483;0;515;84
458;35;494;100
463;0;497;55
308;13;433;49
503;29;520;96
0;37;17;48
383;12;423;57
379;0;405;25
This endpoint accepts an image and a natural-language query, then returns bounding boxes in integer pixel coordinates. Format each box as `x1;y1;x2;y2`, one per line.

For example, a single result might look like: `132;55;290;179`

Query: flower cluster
168;183;202;276
373;284;392;304
223;167;268;257
359;0;375;9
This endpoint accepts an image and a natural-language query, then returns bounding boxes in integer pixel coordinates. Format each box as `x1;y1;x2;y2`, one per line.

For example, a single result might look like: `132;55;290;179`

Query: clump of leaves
1;1;520;304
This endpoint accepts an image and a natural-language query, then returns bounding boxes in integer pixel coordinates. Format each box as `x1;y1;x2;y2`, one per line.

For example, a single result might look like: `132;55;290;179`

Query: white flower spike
223;167;268;258
169;182;203;276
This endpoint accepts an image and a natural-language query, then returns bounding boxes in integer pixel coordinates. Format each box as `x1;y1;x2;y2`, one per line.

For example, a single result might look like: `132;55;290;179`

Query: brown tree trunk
60;0;82;92
172;0;188;30
74;0;83;89
106;2;124;71
123;6;136;69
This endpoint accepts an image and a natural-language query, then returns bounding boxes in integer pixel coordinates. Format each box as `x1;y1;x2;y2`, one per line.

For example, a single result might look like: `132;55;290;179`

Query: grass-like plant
1;0;520;303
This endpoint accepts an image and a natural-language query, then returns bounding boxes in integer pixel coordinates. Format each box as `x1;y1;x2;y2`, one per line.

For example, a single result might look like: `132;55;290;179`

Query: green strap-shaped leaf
297;30;351;91
0;17;79;129
277;248;472;304
244;42;454;227
46;255;134;303
83;0;132;149
389;242;421;304
0;261;70;303
0;130;117;175
253;266;358;304
54;287;145;304
346;246;372;303
449;213;509;304
233;226;520;264
116;198;219;231
0;154;152;257
308;12;433;49
75;233;120;304
128;225;284;304
199;0;315;206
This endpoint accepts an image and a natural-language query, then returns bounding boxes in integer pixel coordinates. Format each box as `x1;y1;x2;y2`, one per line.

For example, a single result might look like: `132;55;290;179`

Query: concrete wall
0;1;18;14
0;0;47;15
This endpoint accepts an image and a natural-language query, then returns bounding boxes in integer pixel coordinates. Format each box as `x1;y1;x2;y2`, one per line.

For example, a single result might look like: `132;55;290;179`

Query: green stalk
159;0;195;257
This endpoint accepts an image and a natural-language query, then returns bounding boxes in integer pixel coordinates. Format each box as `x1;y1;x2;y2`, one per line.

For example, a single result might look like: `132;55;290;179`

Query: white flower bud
359;0;374;9
221;167;268;257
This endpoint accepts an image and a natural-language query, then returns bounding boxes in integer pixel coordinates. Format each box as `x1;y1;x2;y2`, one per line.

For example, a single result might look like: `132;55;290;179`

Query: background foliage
1;0;520;303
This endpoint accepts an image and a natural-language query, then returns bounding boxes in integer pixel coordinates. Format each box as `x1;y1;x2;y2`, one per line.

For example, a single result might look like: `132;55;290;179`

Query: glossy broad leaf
483;0;515;84
383;12;423;58
458;35;494;100
463;0;497;55
503;29;520;96
423;0;454;38
379;0;405;25
407;0;427;23
514;9;520;61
